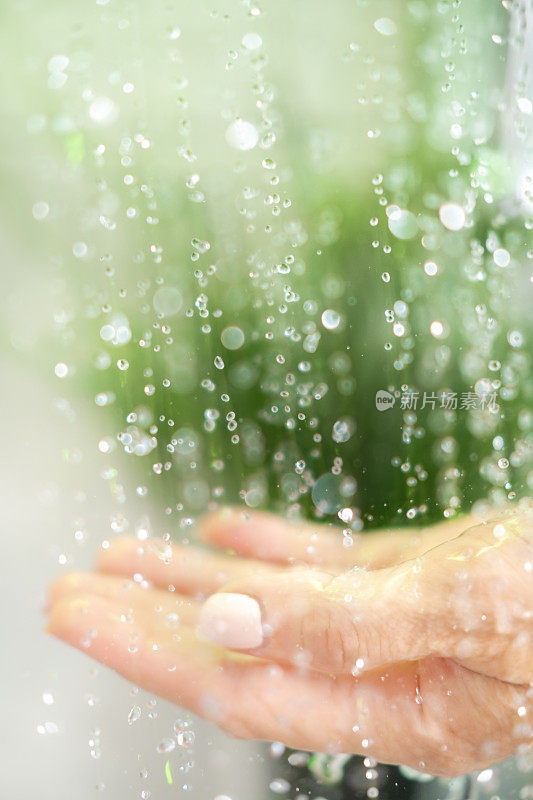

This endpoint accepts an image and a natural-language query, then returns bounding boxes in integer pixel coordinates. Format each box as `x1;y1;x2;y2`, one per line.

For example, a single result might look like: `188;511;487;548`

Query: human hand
46;507;533;777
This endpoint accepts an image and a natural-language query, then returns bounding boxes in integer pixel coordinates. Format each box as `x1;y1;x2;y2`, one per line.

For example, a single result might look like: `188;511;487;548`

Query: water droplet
374;17;397;36
332;417;355;443
220;326;245;350
48;54;69;72
439;202;465;231
37;721;59;735
191;237;211;254
312;473;344;514
493;248;510;268
387;207;418;240
321;309;341;330
32;201;49;221
54;362;68;378
269;778;291;794
507;329;523;347
73;241;88;258
89;96;118;125
430;320;445;338
153;287;182;317
242;32;262;50
156;737;176;754
48;72;68;90
99;315;132;346
128;705;141;725
225;119;258;151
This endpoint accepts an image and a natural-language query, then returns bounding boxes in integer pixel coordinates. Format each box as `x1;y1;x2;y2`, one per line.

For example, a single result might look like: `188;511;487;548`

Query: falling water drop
153;287;183;316
220;326;245;350
89;96;118;125
225;119;259;150
312;473;344;514
156;738;176;754
242;32;262;50
438;202;465;231
127;705;141;725
374;17;397;36
321;309;341;330
387;207;418;240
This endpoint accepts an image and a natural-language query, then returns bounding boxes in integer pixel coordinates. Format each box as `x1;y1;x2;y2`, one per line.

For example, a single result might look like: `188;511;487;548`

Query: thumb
197;564;432;674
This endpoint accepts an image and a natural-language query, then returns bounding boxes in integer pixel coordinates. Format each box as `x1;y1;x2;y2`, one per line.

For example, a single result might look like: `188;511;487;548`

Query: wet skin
47;506;533;777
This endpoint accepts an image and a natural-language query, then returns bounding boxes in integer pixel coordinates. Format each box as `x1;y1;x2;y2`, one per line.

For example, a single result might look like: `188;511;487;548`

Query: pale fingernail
197;592;263;649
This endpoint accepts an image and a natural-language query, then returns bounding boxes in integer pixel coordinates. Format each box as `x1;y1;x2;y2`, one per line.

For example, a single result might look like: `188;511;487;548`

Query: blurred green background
2;0;530;531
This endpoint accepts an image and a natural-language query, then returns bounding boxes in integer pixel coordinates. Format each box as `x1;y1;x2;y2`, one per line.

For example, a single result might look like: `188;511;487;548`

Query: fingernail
197;592;263;649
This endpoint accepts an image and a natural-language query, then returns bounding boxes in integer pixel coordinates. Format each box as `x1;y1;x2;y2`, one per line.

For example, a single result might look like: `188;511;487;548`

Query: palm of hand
47;508;533;777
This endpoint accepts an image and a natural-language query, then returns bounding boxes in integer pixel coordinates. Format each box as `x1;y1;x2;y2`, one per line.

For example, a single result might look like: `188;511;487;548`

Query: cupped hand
46;507;533;777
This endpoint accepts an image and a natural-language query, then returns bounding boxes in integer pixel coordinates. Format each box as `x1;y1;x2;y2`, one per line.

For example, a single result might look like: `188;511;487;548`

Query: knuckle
316;598;360;672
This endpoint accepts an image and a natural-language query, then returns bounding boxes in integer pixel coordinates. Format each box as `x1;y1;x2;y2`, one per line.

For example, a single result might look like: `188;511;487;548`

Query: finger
46;592;371;750
47;571;201;625
200;508;479;569
97;538;277;599
197;514;533;677
44;592;485;773
197;563;434;673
